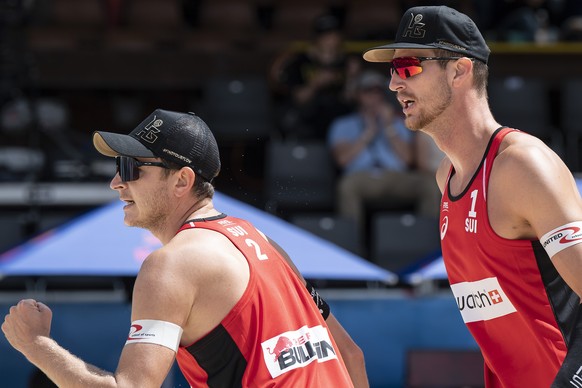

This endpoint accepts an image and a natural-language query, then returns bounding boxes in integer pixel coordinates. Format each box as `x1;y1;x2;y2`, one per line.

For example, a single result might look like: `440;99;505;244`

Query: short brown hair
434;49;488;97
162;159;215;199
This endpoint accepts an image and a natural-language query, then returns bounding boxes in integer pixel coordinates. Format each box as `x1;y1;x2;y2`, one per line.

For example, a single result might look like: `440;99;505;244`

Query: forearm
23;336;117;388
326;314;369;388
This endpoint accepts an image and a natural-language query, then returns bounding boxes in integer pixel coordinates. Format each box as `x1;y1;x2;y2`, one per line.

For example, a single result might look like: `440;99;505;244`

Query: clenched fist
2;299;52;354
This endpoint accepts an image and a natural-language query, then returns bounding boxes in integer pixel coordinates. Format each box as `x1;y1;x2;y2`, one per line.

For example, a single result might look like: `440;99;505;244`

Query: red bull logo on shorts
261;325;338;378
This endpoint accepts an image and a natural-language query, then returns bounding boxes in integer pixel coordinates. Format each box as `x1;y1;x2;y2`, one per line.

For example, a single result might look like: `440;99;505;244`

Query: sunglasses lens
391;57;423;79
116;156;139;182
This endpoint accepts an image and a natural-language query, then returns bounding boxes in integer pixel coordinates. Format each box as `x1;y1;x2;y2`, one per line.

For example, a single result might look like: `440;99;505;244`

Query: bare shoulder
490;131;582;237
132;228;247;324
493;132;568;190
148;228;239;267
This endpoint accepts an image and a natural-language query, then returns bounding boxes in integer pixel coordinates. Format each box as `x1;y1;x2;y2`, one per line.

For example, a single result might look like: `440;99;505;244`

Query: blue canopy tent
403;255;446;284
0;192;396;283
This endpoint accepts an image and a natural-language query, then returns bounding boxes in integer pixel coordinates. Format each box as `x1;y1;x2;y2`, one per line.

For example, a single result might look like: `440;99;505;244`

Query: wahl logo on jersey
261;325;338;378
450;277;517;323
401;13;426;39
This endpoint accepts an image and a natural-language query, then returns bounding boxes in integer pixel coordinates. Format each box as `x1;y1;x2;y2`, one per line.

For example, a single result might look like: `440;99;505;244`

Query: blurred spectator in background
270;12;360;140
485;0;562;42
327;70;441;232
559;0;582;40
415;131;445;177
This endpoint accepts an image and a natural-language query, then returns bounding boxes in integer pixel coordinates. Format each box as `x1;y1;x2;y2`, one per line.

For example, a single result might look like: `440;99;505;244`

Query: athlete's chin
123;217;137;227
123;213;142;228
404;117;422;131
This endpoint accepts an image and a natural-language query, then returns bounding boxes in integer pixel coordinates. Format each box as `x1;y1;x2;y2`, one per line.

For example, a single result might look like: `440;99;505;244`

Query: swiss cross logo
488;290;503;304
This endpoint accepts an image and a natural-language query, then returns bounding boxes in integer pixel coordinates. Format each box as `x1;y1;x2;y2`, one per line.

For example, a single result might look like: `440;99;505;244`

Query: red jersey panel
441;127;582;387
174;215;353;388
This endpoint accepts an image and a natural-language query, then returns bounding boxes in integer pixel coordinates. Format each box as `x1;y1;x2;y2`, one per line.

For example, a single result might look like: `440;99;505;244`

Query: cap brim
363;42;436;62
93;131;155;158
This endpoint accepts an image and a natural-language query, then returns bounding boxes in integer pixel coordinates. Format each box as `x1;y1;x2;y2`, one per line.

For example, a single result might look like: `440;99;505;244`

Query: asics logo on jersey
440;216;449;240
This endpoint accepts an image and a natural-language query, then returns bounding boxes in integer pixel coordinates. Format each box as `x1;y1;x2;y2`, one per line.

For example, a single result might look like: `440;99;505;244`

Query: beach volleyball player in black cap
364;5;582;387
2;109;369;387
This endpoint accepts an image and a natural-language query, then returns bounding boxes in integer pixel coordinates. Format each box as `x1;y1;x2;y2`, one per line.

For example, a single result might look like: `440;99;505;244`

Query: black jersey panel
533;240;581;345
185;324;247;388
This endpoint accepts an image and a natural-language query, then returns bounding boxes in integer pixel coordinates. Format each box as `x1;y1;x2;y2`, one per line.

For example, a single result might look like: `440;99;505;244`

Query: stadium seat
270;1;327;40
488;76;563;154
264;140;336;217
370;212;440;273
290;213;362;256
198;0;255;32
201;75;273;143
344;0;400;39
560;78;582;170
0;213;24;254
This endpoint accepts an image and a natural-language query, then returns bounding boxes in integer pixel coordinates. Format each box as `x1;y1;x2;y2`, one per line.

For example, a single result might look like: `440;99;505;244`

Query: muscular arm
489;134;582;298
2;248;195;388
1;303;175;388
267;237;370;388
2;299;121;388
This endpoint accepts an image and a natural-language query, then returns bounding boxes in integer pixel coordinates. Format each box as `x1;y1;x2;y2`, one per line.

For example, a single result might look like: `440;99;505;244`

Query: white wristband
125;319;183;353
540;222;582;258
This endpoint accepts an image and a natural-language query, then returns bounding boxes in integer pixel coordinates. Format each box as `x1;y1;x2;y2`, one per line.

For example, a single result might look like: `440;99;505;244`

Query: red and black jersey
441;127;582;387
174;215;353;387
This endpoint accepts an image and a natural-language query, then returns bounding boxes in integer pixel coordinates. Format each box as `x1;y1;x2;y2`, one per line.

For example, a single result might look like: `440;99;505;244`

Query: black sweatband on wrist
305;281;330;320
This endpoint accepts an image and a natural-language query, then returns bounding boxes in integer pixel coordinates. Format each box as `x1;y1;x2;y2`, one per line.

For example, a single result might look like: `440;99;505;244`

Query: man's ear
173;166;195;197
450;57;474;87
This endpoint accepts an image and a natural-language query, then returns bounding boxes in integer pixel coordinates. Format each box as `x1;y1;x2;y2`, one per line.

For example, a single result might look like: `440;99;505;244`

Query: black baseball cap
93;109;221;182
363;6;490;64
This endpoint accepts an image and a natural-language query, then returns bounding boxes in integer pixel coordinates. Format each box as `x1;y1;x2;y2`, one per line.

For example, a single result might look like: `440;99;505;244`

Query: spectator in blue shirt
328;70;441;230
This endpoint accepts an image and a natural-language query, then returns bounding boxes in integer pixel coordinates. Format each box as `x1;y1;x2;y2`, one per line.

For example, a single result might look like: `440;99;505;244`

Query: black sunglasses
389;56;464;79
115;156;169;182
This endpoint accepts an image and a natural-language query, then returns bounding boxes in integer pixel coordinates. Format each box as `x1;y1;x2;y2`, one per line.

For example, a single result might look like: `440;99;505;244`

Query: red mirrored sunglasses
389;56;464;79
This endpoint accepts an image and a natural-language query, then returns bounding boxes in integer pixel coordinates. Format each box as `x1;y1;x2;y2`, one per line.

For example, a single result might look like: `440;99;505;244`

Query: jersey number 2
245;239;269;261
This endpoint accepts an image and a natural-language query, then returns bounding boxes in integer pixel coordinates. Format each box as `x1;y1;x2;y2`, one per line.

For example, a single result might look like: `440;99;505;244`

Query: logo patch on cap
135;115;163;144
402;13;426;39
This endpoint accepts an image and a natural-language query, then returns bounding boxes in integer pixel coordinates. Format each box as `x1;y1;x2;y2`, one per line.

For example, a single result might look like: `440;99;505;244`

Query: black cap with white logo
93;109;221;182
363;5;490;64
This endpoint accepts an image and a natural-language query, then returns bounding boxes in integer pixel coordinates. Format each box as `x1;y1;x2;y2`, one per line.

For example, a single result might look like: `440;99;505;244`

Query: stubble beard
405;83;452;131
128;185;171;233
